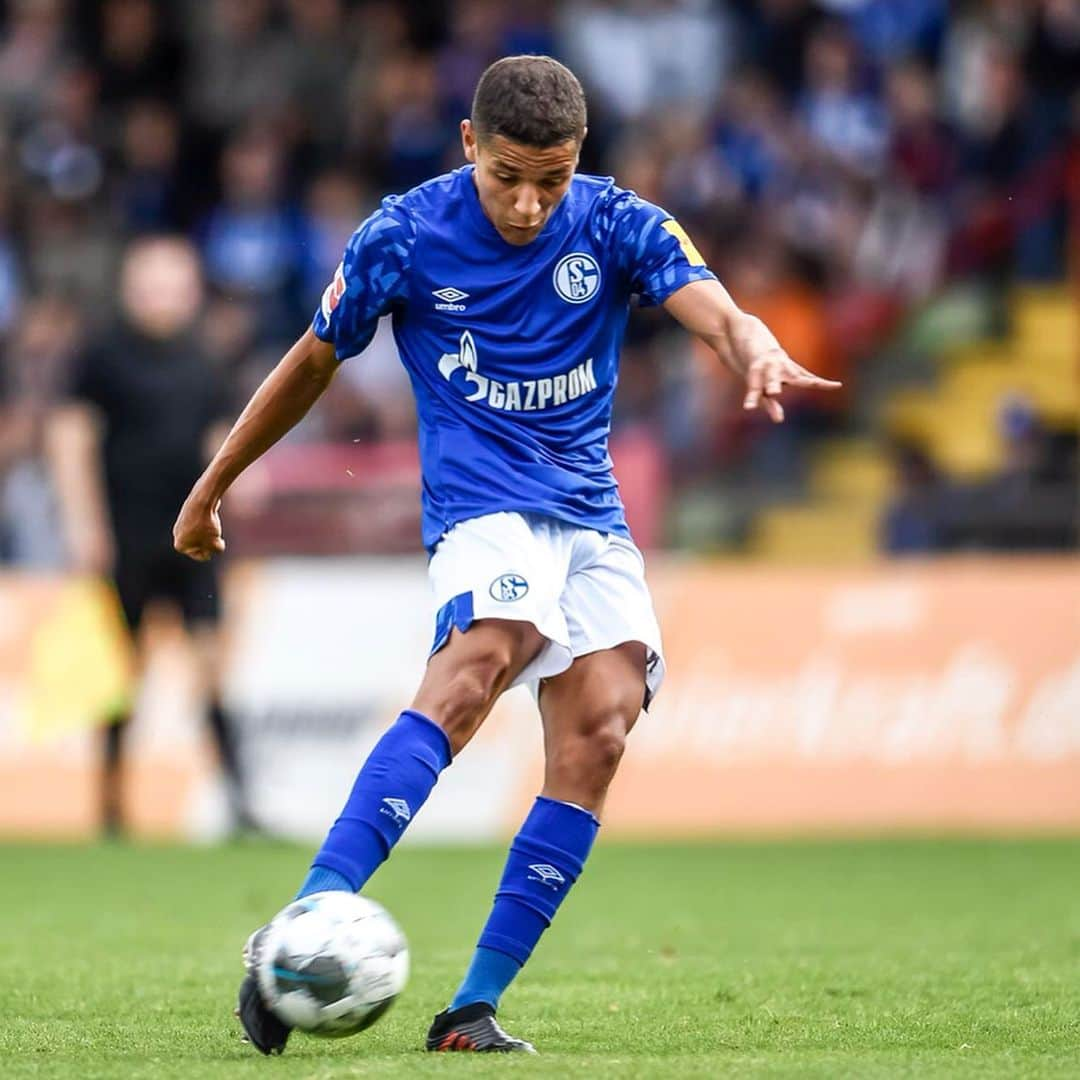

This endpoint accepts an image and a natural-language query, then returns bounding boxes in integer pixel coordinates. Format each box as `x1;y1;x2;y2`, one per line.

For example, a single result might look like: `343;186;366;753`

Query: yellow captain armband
661;219;706;267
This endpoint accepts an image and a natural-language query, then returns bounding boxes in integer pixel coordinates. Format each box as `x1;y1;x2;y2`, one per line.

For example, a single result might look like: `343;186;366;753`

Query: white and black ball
256;891;409;1037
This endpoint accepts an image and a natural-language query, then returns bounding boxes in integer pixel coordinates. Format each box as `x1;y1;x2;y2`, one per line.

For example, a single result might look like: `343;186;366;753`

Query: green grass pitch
2;838;1078;1078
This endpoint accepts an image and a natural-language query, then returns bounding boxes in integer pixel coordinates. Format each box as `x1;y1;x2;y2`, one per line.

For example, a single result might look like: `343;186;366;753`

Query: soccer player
173;56;840;1054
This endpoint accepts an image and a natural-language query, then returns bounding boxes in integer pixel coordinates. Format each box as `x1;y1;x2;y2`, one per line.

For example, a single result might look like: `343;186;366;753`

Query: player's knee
551;710;630;790
442;665;496;721
582;721;627;780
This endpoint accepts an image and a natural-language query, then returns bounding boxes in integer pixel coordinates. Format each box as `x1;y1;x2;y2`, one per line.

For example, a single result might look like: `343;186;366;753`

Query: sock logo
380;797;412;827
526;863;565;889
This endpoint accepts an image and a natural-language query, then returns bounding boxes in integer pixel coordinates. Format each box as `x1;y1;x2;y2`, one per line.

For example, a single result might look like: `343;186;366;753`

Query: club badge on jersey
552;252;602;304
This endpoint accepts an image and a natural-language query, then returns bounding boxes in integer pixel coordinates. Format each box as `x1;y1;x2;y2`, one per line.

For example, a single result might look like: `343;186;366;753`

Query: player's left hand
741;348;842;424
173;492;226;561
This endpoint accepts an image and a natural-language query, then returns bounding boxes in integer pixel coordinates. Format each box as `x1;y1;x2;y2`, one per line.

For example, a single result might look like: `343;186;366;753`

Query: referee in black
49;235;252;836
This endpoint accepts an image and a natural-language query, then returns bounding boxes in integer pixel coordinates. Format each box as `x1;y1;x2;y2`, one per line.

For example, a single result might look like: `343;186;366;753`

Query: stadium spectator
879;399;1079;555
733;0;827;103
558;0;732;122
1024;0;1080;132
796;19;888;178
0;294;80;566
884;58;956;200
0;0;71;129
112;99;185;232
185;0;292;135
299;167;370;314
436;0;511;121
0;172;23;336
713;68;797;207
91;0;185;121
373;51;454;191
956;396;1079;550
18;62;105;203
829;0;946;67
281;0;354;156
879;439;948;554
22;194;117;315
199;125;307;339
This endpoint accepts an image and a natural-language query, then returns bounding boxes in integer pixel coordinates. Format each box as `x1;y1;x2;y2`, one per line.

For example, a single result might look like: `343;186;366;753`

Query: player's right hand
173;493;226;561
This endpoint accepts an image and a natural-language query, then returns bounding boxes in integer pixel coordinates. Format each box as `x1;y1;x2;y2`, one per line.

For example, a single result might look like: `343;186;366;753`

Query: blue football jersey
312;165;715;551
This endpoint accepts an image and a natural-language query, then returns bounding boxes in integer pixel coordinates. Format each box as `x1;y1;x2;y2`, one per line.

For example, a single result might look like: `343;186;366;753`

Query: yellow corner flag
22;577;133;742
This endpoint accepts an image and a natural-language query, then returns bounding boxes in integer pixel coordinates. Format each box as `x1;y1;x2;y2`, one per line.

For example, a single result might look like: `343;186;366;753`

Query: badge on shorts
489;574;529;602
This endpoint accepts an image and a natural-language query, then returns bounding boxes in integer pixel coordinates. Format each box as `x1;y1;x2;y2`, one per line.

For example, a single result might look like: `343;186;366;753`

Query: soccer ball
255;891;409;1037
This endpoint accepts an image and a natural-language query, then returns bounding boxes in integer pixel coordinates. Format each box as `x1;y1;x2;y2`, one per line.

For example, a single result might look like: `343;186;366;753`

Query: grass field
2;839;1079;1078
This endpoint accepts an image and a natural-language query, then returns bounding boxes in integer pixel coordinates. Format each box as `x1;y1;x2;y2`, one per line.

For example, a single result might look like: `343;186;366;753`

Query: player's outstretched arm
173;328;338;561
663;279;841;424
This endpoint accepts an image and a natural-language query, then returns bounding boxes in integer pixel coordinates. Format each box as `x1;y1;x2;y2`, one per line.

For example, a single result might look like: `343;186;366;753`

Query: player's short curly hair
472;55;586;148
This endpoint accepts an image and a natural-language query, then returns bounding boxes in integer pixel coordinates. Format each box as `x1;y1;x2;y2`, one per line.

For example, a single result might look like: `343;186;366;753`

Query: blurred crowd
0;0;1077;564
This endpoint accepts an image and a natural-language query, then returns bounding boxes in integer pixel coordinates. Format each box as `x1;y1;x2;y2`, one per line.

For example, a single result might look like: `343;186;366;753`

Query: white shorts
428;511;665;706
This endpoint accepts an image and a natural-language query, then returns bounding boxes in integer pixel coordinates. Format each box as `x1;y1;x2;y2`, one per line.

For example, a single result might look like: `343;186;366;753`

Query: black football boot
425;1002;536;1053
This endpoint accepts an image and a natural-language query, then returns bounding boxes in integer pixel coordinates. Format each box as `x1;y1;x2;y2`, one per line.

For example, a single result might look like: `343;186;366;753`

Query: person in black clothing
49;234;251;835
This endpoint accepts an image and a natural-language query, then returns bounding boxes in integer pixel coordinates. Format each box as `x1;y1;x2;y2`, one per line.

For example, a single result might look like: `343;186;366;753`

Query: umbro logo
527;863;565;889
379;797;412;827
433;286;469;312
433;286;468;302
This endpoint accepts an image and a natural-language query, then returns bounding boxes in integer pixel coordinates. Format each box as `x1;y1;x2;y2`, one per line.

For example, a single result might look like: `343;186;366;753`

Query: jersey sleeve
312;197;416;360
609;191;716;307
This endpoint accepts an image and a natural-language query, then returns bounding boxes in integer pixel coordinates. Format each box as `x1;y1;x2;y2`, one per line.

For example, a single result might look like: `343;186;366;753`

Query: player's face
462;121;580;246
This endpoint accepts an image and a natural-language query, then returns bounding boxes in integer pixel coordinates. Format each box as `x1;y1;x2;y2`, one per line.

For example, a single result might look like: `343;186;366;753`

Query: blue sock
448;947;522;1012
449;796;600;1011
295;865;353;899
301;709;451;893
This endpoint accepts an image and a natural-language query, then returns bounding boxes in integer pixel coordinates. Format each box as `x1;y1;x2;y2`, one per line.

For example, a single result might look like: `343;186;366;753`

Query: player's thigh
538;641;647;750
411;617;546;742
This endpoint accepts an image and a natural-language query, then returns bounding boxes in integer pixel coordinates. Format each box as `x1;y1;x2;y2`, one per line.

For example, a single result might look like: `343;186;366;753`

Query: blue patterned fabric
312;166;715;550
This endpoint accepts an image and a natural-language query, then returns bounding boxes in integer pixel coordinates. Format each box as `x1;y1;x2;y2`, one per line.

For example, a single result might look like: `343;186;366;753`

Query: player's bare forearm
174;329;338;559
663;279;840;423
662;278;750;371
193;328;337;499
